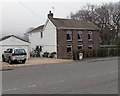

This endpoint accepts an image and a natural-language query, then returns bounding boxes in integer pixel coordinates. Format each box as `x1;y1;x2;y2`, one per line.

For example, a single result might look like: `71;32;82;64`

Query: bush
42;52;49;57
50;52;57;58
72;48;118;60
72;50;79;60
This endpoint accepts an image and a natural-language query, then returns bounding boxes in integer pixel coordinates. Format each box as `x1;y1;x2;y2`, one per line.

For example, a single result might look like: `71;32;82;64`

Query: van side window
9;49;13;53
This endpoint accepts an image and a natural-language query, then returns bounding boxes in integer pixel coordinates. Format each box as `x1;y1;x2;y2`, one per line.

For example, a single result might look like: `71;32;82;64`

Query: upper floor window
88;31;92;41
40;32;43;38
78;31;82;41
67;31;72;41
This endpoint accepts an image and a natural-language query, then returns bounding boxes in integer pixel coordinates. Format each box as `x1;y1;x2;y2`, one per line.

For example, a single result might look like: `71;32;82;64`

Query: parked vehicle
2;48;27;64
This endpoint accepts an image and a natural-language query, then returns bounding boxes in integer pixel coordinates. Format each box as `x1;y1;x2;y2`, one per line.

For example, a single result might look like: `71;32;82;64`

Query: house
0;35;30;61
29;11;100;59
28;25;44;52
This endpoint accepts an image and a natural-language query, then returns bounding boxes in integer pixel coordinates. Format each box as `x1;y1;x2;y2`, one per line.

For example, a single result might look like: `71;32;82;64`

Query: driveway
0;57;72;70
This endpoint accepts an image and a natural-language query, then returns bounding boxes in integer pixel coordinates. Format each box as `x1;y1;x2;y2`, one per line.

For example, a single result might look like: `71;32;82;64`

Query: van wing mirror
4;51;6;53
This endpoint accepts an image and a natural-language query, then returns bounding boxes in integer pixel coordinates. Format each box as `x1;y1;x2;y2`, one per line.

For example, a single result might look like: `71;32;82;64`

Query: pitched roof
29;25;44;33
50;18;100;30
0;35;30;43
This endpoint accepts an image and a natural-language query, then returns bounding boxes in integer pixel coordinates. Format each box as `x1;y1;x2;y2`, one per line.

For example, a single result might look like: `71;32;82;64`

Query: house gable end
0;36;30;46
43;18;56;31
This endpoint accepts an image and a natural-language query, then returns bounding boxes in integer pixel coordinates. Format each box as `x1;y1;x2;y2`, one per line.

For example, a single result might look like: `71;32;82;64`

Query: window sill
88;39;92;41
78;39;82;41
67;40;72;41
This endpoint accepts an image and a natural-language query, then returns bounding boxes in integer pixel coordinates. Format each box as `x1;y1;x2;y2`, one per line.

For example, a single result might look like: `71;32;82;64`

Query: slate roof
28;17;100;34
0;35;30;43
50;18;100;30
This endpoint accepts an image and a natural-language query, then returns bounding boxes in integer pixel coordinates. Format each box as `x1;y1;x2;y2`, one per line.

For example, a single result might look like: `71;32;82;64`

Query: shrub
72;50;79;60
109;48;114;56
72;48;118;60
50;52;57;58
43;52;49;57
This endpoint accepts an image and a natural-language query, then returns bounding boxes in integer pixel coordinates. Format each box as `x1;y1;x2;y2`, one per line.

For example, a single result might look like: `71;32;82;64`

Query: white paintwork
29;31;43;50
29;19;57;53
0;36;30;61
42;19;57;52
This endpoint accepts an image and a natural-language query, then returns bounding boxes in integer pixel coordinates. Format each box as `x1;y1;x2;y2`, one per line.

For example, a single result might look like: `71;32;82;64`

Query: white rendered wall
29;19;57;53
42;19;57;53
29;32;43;51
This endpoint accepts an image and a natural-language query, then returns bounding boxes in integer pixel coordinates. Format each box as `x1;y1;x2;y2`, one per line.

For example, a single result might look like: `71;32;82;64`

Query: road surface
2;57;118;94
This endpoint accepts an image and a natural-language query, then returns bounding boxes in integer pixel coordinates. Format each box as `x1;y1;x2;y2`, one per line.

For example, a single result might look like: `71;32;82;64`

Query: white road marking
56;80;64;83
27;85;37;88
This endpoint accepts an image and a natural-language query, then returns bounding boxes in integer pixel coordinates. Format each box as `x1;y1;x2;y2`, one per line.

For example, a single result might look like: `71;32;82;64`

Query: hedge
72;48;119;60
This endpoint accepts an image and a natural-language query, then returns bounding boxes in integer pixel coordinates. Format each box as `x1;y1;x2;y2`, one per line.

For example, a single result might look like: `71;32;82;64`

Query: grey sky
1;0;119;37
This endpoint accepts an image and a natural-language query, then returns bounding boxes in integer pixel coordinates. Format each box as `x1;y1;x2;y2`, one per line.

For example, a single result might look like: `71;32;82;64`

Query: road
2;57;118;94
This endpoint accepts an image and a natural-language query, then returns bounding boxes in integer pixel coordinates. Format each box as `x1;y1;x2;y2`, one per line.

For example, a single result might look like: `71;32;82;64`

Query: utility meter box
79;53;83;60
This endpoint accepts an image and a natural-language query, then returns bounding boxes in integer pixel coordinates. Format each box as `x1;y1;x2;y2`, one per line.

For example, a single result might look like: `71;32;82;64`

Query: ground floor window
67;47;72;52
67;42;72;52
78;46;82;49
88;46;92;49
88;42;93;49
78;41;83;49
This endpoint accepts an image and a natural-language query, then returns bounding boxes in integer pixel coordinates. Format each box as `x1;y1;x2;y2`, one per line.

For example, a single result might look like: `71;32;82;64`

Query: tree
70;2;120;45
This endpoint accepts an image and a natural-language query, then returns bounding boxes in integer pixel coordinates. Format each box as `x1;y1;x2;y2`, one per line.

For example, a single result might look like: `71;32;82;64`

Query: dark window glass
41;32;43;38
9;49;13;53
6;49;13;53
78;46;82;49
14;49;26;54
67;34;71;40
88;46;92;49
6;49;10;53
78;34;82;40
88;34;92;40
67;47;71;52
88;31;92;40
67;31;72;40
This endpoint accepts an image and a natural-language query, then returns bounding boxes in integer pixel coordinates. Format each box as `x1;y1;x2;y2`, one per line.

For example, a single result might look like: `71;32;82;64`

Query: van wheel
8;58;12;64
22;60;26;64
2;56;5;62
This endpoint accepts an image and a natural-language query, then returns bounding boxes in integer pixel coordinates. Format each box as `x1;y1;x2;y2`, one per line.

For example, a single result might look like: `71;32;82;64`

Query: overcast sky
1;0;119;37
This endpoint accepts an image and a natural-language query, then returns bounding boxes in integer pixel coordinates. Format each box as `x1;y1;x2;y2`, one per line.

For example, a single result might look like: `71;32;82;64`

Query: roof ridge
52;18;86;21
0;35;30;43
29;24;44;33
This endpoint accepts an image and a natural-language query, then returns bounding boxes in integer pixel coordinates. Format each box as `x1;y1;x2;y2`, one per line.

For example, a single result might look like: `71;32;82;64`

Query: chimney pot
48;10;53;19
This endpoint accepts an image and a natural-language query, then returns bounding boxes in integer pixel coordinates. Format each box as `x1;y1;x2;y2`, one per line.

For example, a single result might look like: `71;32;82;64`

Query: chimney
48;11;53;19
